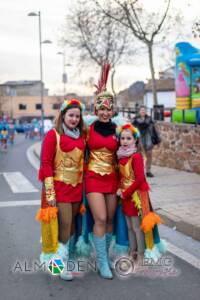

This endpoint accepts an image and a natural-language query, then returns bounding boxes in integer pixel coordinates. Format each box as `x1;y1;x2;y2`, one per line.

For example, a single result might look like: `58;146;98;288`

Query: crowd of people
36;64;165;281
0;117;54;152
23;119;46;140
0;119;16;151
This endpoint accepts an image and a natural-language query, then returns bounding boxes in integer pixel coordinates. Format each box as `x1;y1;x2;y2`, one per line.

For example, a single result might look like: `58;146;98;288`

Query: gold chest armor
119;157;141;210
53;130;84;187
88;147;116;176
119;157;135;192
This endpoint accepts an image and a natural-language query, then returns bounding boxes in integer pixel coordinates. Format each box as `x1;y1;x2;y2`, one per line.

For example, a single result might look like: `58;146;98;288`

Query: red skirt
54;181;83;203
85;170;118;194
122;199;139;217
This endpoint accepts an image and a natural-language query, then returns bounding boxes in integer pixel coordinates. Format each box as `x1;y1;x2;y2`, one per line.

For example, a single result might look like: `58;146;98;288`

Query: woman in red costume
37;98;85;281
85;64;118;279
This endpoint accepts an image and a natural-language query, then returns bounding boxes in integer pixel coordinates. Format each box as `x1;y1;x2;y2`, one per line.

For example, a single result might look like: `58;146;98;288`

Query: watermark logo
48;258;64;275
113;255;180;279
12;260;46;273
114;256;134;278
12;258;97;275
12;256;180;279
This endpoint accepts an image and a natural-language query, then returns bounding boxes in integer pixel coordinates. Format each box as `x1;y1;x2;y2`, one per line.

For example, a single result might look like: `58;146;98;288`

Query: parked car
15;123;26;133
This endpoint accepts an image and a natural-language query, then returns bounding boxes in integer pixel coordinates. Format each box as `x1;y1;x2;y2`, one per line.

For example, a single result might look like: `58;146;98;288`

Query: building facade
0;96;63;121
144;78;175;110
0;80;48;97
0;94;93;121
0;80;95;120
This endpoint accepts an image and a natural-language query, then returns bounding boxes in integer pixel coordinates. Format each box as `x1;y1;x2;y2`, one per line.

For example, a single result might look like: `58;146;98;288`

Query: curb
26;142;41;171
33;142;41;160
156;208;200;242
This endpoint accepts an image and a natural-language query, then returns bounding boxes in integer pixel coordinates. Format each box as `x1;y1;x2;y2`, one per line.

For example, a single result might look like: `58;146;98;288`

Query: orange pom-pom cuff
140;212;162;233
35;207;58;223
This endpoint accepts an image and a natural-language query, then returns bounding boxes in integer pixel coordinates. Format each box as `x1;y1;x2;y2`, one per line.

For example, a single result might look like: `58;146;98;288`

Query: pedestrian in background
132;105;160;177
1;125;9;151
8;120;15;145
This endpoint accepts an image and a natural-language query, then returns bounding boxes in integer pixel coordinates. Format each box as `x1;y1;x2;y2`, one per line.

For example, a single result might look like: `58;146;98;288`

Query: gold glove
44;177;56;203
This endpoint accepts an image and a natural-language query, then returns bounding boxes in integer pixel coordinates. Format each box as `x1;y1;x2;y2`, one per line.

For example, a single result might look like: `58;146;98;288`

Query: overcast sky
0;0;199;96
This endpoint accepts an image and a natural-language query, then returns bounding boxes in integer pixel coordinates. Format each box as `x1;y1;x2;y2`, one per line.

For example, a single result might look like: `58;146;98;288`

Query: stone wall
152;122;200;174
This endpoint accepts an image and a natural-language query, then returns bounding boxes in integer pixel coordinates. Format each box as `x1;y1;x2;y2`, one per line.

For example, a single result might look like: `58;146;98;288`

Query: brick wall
152;122;200;174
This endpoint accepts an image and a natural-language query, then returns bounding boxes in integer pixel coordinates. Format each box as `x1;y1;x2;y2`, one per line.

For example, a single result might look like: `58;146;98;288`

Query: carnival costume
36;99;85;280
117;124;166;261
76;64;119;279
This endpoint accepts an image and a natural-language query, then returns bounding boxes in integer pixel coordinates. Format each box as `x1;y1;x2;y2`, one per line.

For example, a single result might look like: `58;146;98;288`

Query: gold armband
44;177;56;201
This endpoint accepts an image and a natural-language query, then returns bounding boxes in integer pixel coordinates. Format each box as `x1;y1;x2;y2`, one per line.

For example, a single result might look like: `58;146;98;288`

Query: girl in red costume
85;65;118;279
36;99;85;281
117;124;165;263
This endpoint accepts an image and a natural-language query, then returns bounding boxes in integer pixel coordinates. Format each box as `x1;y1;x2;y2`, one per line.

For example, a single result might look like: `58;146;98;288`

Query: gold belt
88;148;116;176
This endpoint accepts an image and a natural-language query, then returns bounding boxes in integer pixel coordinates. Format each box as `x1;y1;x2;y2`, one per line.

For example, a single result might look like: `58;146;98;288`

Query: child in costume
84;64;118;279
36;99;86;281
1;126;9;151
116;123;166;262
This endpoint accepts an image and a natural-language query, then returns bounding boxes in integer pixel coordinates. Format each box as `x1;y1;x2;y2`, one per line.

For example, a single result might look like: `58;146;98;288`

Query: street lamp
57;51;71;96
28;11;52;139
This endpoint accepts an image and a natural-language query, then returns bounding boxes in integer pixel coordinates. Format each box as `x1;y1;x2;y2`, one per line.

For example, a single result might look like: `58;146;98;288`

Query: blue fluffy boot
106;233;113;269
60;240;74;281
93;234;113;279
68;234;83;275
69;234;76;260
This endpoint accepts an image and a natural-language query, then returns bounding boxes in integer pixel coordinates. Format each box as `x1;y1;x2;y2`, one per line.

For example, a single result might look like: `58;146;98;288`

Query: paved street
0;135;200;300
149;166;200;241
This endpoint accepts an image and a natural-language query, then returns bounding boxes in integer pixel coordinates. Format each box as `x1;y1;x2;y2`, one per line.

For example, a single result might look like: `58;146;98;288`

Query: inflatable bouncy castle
173;42;200;124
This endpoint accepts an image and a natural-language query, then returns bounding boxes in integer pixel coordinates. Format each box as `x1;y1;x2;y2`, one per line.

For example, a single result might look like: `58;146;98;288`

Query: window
19;104;27;110
52;103;60;110
36;103;42;110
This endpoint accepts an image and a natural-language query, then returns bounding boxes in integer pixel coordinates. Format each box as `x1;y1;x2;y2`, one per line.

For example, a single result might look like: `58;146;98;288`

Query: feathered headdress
61;98;85;112
94;63;114;110
116;123;140;140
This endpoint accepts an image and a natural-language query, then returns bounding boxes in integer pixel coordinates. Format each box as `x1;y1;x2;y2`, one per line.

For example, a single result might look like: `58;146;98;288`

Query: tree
94;0;173;105
62;0;134;100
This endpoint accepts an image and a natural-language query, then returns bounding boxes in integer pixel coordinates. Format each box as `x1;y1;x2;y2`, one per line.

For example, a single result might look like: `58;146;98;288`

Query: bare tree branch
151;0;171;41
94;0;175;105
62;0;136;99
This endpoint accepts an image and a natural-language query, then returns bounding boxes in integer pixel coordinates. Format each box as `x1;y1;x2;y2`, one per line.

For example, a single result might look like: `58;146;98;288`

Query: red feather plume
94;63;110;95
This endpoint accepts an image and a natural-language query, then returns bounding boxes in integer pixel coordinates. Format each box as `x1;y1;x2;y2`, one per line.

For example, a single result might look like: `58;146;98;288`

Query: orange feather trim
79;203;86;215
140;212;163;233
35;207;58;223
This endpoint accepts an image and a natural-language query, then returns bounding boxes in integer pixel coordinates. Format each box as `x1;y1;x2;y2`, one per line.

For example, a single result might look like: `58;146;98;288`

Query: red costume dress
85;122;118;194
39;129;85;203
118;152;150;217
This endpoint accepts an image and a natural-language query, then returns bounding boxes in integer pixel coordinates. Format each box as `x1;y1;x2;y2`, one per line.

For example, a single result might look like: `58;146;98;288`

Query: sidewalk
33;142;200;242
